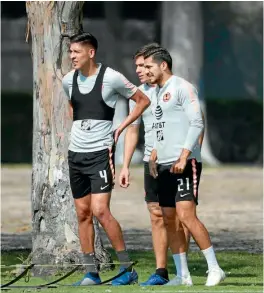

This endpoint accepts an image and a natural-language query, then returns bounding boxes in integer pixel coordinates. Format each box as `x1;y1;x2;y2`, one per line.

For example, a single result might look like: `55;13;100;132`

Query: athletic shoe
205;267;226;286
140;273;169;285
111;268;138;286
73;272;101;286
165;274;193;286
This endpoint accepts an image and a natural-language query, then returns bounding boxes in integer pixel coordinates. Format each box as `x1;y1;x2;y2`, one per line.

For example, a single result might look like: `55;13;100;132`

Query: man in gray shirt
62;32;150;286
144;47;225;286
119;43;206;286
119;43;169;286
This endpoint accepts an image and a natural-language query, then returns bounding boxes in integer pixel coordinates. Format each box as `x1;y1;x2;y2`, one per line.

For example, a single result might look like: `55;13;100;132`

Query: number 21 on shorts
177;177;190;192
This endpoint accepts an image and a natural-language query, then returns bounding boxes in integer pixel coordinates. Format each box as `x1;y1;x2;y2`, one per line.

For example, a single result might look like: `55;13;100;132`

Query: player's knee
177;209;192;225
162;213;175;228
150;211;164;227
76;207;93;224
93;206;110;223
148;203;162;216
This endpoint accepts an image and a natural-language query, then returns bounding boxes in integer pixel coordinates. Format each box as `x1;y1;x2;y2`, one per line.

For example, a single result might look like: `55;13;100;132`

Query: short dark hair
143;47;173;71
70;32;98;51
133;42;161;59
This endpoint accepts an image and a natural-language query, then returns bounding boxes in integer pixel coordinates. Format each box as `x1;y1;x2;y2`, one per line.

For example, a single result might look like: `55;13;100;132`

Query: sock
156;268;169;280
172;252;190;278
116;250;131;270
201;246;220;271
83;252;98;275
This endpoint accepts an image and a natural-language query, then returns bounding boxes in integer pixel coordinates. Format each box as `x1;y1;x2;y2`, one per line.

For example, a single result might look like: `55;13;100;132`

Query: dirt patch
1;165;263;253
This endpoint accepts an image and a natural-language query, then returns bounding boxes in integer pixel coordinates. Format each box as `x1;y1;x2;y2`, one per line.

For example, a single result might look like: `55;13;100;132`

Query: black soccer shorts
144;162;159;203
68;148;115;199
157;158;202;207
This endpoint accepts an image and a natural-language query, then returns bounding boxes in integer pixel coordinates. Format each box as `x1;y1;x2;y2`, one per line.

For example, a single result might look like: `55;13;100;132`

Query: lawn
1;250;263;292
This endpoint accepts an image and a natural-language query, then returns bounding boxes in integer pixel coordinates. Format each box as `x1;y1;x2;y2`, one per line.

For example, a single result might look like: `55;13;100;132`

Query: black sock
156;268;169;280
83;253;98;274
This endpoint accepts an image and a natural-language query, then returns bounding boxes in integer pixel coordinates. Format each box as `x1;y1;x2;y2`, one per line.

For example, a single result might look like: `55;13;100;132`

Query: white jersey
151;75;204;165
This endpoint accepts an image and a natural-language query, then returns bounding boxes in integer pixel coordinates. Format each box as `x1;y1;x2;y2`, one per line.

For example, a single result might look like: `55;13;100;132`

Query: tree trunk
103;2;131;165
161;1;220;165
26;1;112;272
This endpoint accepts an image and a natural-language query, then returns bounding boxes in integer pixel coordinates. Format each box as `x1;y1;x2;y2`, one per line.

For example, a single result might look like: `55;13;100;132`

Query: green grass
1;250;263;292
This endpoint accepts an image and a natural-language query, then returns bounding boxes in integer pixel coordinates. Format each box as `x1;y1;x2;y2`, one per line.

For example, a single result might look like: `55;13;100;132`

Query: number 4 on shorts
99;170;108;183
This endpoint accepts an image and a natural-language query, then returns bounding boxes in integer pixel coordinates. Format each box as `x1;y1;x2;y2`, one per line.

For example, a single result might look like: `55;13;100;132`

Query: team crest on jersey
81;119;91;131
163;92;171;102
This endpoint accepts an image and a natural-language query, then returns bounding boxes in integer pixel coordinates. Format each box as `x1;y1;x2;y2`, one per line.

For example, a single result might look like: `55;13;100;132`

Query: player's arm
119;124;140;188
149;135;158;178
171;85;204;173
149;148;158;178
111;72;150;142
119;101;141;187
123;100;141;169
115;89;149;142
198;111;205;147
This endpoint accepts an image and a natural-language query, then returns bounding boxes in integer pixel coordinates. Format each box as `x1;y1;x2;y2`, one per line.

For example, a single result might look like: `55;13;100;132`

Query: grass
1;250;263;292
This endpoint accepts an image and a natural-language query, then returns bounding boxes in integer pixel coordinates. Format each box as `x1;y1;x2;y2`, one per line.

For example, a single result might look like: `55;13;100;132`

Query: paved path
1;166;263;253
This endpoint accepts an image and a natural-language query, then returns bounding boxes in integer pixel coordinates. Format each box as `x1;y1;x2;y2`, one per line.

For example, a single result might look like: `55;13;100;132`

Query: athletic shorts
68;148;115;199
157;158;202;207
144;162;158;203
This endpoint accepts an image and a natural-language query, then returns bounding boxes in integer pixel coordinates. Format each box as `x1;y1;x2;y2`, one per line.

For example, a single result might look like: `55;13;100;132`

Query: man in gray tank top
62;32;150;286
144;47;225;287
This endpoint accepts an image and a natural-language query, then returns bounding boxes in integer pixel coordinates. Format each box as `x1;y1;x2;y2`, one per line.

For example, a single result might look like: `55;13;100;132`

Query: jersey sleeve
62;72;73;100
129;99;142;125
179;84;204;151
110;69;138;99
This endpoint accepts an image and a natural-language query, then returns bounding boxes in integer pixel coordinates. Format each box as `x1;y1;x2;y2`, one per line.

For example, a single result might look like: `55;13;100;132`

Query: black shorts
144;162;158;203
157;159;202;207
68;148;115;199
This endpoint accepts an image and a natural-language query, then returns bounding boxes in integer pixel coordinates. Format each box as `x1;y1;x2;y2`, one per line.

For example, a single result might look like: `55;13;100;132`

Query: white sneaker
205;267;226;286
165;274;193;286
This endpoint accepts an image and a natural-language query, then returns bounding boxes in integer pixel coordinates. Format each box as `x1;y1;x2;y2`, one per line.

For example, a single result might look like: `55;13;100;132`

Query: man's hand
113;128;122;144
149;159;158;178
149;149;158;178
119;167;130;188
170;157;187;174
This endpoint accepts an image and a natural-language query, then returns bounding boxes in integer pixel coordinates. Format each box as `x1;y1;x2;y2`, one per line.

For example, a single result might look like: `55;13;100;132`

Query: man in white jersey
119;43;169;285
120;43;205;285
62;32;150;286
144;47;225;286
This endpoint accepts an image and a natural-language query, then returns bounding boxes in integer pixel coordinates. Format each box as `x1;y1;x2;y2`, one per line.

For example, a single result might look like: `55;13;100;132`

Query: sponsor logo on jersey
155;105;163;120
81;119;91;131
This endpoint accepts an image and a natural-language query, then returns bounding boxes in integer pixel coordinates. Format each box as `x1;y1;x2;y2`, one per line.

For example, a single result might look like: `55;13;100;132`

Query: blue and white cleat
140;273;169;286
112;268;138;286
73;272;101;286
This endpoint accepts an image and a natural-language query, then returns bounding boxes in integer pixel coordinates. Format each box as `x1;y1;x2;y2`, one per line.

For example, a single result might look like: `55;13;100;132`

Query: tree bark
161;1;220;165
26;1;112;272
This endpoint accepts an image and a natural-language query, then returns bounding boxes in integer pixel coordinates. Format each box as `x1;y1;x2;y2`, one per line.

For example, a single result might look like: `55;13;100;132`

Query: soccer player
119;43;205;285
62;32;150;286
119;43;169;285
144;47;225;286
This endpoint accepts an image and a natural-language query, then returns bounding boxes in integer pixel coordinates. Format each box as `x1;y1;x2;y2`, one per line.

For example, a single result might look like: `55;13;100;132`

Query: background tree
26;1;112;271
161;1;220;165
